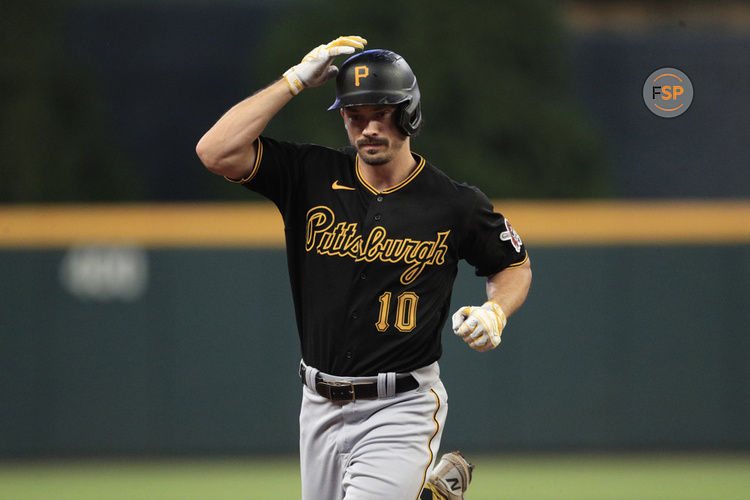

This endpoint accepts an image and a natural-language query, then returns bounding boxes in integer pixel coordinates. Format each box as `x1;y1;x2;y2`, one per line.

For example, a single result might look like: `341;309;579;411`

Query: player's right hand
283;35;367;95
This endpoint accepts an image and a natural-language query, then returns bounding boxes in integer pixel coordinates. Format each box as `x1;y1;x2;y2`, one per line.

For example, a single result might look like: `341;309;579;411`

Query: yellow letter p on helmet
354;65;369;86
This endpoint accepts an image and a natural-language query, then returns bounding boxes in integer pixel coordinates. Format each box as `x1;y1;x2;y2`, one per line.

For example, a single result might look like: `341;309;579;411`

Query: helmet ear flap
397;99;422;136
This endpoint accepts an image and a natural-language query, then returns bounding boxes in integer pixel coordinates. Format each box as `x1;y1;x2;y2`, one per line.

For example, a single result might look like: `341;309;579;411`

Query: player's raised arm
195;35;367;179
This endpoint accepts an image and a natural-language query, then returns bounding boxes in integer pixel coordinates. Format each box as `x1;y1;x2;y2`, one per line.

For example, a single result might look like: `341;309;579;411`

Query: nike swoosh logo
332;180;355;191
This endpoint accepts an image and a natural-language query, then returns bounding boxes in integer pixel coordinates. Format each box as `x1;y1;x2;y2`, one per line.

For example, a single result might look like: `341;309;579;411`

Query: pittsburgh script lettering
305;206;450;285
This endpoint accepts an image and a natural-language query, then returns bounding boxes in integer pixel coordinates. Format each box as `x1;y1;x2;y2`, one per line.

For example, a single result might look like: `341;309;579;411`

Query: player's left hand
283;35;367;95
451;301;506;352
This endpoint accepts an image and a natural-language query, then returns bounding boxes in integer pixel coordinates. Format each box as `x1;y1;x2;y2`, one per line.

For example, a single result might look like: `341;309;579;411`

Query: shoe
427;451;474;499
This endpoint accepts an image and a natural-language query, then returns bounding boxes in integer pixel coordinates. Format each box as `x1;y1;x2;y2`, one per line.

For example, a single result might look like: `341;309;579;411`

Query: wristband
283;68;304;95
482;301;507;330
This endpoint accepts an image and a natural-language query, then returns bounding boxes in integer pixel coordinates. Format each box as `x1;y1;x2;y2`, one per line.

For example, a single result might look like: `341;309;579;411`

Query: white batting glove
452;301;507;352
282;35;367;95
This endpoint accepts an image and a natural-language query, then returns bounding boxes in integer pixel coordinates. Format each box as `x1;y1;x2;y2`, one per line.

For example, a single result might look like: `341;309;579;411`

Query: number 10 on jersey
375;291;419;333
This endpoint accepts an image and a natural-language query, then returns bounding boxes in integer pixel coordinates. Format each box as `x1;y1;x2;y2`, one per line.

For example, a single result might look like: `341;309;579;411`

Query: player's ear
340;108;350;131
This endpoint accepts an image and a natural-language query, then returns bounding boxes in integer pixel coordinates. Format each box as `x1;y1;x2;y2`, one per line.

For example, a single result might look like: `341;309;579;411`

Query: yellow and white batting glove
282;35;367;95
452;301;507;352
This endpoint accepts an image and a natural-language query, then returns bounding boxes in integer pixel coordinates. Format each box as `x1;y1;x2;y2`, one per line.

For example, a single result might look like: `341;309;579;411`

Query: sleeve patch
500;219;523;253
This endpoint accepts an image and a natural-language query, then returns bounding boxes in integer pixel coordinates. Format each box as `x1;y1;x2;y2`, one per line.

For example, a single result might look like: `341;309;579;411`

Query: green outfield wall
1;203;749;455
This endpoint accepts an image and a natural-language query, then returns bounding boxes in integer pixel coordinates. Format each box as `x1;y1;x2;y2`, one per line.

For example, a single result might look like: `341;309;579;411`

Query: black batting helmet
328;49;423;136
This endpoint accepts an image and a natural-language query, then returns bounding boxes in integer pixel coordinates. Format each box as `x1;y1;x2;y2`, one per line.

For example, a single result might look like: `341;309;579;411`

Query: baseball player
196;36;531;500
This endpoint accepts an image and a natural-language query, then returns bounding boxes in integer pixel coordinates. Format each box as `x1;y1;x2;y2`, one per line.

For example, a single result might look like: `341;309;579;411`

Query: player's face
341;105;407;166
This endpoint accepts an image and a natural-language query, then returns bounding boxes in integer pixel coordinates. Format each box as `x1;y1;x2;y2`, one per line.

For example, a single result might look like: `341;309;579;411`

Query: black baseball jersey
232;136;527;376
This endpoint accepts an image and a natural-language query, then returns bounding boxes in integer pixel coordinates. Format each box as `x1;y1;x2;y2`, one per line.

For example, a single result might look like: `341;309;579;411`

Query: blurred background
1;0;749;498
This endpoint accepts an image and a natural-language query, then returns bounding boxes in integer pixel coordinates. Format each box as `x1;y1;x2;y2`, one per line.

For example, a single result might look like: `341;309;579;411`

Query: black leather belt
300;365;419;402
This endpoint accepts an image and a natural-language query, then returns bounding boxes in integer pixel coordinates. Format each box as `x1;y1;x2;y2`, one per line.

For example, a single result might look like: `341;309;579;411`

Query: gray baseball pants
299;361;448;500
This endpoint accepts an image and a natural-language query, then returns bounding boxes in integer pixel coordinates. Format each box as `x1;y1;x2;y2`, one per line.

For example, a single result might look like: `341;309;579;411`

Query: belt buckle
327;381;355;402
